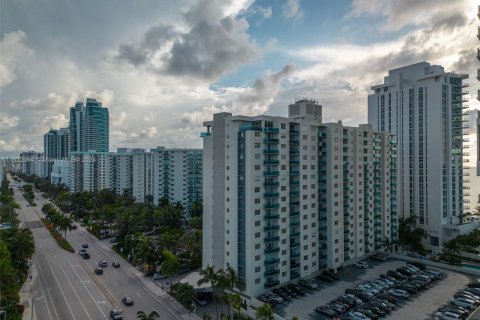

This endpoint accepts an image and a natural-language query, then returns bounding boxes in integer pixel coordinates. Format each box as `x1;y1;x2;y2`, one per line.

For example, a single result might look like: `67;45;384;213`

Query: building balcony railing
289;160;300;165
264;225;280;232
289;221;300;227
264;258;280;265
264;127;279;133
289;201;300;206
264;203;280;209
290;180;299;185
264;138;279;144
289;128;300;134
264;236;280;242
290;211;300;217
264;181;279;187
264;247;280;254
264;269;280;276
263;149;279;154
264;192;280;198
289;170;300;175
264;214;280;220
264;160;280;165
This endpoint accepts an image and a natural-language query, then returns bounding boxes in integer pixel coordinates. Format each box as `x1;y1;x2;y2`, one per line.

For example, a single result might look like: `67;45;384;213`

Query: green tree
161;250;181;284
7;228;35;268
198;265;222;320
169;283;196;310
380;236;397;253
136;235;156;273
136;310;160;320
57;215;74;240
441;239;462;265
230;293;243;320
255;304;274;320
190;200;203;217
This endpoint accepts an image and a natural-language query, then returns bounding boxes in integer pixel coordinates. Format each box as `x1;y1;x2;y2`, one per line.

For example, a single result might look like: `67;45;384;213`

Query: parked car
317;273;334;282
438;307;468;319
387;270;407;281
315;306;339;318
298;279;318;289
369;300;391;313
95;267;103;275
397;284;417;294
354;261;369;269
365;304;387;317
323;270;340;280
343;294;362;305
396;267;415;276
451;297;477;310
465;287;480;296
426;269;443;280
272;289;290;301
121;297;134;306
288;283;305;295
379;294;397;305
387;289;409;299
355;308;378;320
369;254;388;262
348;311;372;320
264;292;283;304
410;261;426;270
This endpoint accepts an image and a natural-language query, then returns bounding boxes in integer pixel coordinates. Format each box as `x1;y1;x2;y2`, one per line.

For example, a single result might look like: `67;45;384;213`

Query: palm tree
136;310;159;320
230;293;243;319
161;250;181;284
8;228;35;268
198;265;222;320
380;236;397;253
222;266;243;319
125;232;142;264
58;215;74;239
135;235;156;273
441;239;461;265
255;304;274;320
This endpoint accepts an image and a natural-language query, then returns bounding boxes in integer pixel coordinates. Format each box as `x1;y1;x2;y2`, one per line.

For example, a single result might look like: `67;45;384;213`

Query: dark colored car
370;300;391;313
288;283;305;295
82;243;88;248
324;270;340;280
380;274;399;284
112;261;120;268
315;306;338;318
369;254;388;262
345;288;371;301
387;270;407;280
379;294;397;305
82;252;90;259
396;267;415;276
356;308;378;320
317;273;334;282
365;304;387;317
336;297;356;309
397;284;417;294
410;261;426;270
95;267;103;275
272;289;290;301
121;297;134;306
281;286;297;297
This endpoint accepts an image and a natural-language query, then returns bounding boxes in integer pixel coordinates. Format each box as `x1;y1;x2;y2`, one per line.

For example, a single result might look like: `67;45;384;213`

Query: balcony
264;127;279;133
289;190;300;196
290;262;300;268
264;149;279;154
289;160;300;165
264;214;279;220
290;211;300;217
200;131;211;137
264;138;279;144
264;192;279;198
264;225;280;232
289;221;300;227
289;201;300;206
264;236;280;242
264;203;279;209
264;247;280;254
289;140;300;145
264;181;279;187
477;68;480;81
290;231;300;237
264;269;280;276
289;128;300;134
291;252;300;258
289;170;300;175
265;258;280;266
290;180;299;185
240;125;262;132
264;160;280;165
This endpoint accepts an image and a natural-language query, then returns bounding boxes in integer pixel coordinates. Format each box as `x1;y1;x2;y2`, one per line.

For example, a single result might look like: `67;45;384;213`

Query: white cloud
112;111;127;127
283;0;303;21
0;113;19;131
0;30;33;88
0;136;25;152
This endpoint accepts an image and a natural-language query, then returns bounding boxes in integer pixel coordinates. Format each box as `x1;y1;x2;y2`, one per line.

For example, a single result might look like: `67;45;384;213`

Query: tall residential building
67;147;202;215
69;98;109;153
477;110;480;176
202;100;397;297
368;62;469;246
44;127;70;159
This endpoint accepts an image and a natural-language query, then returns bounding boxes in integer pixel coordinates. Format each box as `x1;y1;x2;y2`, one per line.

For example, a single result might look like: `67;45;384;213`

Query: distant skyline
0;0;478;157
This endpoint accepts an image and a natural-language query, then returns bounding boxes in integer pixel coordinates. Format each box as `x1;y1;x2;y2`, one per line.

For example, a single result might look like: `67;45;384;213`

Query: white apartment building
50;160;70;186
368;62;469;246
202;99;396;297
66;147;202;215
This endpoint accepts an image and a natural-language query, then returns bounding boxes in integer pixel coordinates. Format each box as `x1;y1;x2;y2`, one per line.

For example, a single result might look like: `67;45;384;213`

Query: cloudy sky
0;0;479;158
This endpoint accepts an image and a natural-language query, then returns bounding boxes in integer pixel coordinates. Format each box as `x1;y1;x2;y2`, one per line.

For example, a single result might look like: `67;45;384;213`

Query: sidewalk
19;262;38;320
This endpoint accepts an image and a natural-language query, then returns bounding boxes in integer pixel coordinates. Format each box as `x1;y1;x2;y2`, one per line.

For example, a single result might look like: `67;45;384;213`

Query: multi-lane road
11;177;197;320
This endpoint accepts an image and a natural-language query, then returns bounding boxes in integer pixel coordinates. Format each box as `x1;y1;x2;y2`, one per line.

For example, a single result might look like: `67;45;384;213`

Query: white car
451;297;476;310
388;289;409;299
358;284;379;295
264;292;283;303
435;311;461;320
405;264;420;272
354;261;369;269
347;311;371;320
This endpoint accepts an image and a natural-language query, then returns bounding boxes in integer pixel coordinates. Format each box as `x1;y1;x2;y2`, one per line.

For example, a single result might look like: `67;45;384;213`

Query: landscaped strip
40;218;75;253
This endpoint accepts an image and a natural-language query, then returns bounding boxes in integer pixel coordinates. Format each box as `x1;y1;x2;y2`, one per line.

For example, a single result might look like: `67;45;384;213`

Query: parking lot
272;258;473;320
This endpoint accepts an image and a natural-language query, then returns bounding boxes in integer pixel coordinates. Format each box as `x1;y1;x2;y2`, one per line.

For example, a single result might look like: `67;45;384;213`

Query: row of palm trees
42;203;75;240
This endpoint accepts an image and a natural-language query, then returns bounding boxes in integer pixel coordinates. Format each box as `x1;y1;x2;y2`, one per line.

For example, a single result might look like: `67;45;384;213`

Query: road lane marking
59;264;93;320
49;264;77;320
69;265;109;320
33;255;58;320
